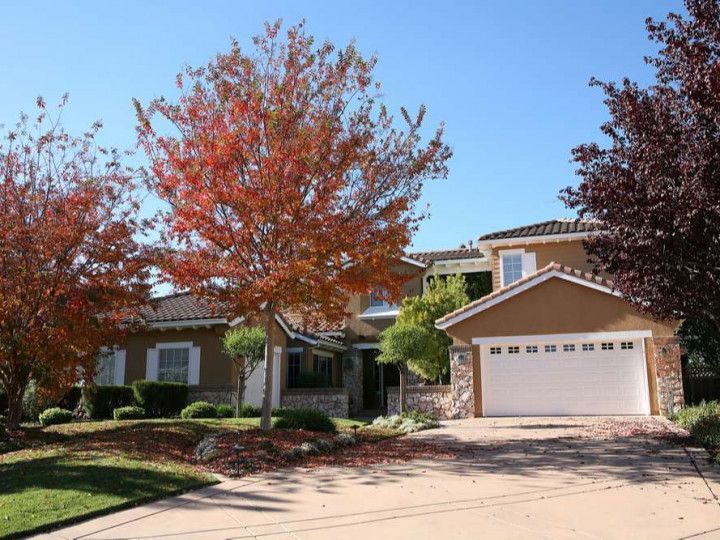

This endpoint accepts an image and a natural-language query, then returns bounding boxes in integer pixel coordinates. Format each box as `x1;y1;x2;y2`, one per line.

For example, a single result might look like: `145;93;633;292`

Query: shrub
299;441;320;455
297;371;329;388
82;385;135;419
132;380;188;418
216;404;234;418
273;408;336;433
113;406;145;421
372;411;440;433
271;407;290;418
39;407;73;426
57;386;82;412
334;433;356;446
238;403;262;417
676;401;720;448
181;401;217;419
315;438;334;453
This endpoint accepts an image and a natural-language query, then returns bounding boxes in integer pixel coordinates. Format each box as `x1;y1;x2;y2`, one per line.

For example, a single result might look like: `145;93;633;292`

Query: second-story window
501;253;523;286
369;290;387;307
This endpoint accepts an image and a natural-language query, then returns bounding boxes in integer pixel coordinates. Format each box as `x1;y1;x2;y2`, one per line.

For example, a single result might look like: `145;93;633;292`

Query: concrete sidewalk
36;417;720;539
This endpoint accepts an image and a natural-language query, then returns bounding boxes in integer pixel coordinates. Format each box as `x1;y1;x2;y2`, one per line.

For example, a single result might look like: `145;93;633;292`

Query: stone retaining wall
386;385;453;419
188;385;234;405
280;388;350;418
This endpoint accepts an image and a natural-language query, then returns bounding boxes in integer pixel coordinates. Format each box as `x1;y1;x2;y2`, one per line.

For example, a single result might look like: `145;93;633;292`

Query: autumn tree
222;326;266;416
0;98;152;432
135;21;451;430
562;0;720;334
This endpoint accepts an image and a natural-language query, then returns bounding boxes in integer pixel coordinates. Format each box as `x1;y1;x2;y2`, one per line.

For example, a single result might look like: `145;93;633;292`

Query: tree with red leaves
0;97;153;432
135;21;451;429
563;0;720;333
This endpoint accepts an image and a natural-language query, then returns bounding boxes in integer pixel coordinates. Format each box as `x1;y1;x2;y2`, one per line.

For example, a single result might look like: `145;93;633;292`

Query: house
96;218;684;419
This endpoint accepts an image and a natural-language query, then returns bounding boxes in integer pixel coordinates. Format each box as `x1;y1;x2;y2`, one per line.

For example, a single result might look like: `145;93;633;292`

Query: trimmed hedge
216;404;234;418
39;407;73;426
238;403;262;418
273;408;336;433
57;386;82;412
113;406;145;420
132;381;188;418
82;385;135;419
181;401;217;419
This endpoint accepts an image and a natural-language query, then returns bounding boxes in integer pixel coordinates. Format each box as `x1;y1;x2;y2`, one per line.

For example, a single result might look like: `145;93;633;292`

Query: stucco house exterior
97;218;684;419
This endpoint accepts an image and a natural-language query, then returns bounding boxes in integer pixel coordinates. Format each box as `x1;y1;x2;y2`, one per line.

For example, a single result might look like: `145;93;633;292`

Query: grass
0;415;373;538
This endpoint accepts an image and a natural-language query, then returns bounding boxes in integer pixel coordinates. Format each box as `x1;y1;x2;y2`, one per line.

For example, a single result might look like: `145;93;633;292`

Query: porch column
652;337;684;415
342;348;363;415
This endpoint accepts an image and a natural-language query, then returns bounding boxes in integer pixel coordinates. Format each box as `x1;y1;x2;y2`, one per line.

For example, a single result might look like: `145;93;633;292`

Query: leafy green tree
397;274;470;382
678;318;720;375
222;326;266;417
377;324;434;413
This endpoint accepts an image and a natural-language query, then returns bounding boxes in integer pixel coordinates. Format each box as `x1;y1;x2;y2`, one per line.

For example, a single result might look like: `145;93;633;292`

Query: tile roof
406;247;485;264
138;292;224;323
477;219;600;242
280;312;345;346
435;262;614;327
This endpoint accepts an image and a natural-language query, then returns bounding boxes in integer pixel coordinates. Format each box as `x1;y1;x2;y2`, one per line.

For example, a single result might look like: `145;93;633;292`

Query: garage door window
526;345;538;353
544;344;557;353
508;346;520;354
582;343;595;351
563;344;576;352
621;342;634;350
601;342;614;350
490;346;501;355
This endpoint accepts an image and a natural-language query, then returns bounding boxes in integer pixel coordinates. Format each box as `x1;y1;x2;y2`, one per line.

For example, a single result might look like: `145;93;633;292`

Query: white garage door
481;338;650;416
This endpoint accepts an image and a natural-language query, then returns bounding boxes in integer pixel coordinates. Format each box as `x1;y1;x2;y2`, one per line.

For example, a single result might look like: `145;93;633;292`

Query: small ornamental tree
377;324;433;413
222;326;266;416
135;21;451;430
398;274;469;382
0;98;152;433
562;0;720;334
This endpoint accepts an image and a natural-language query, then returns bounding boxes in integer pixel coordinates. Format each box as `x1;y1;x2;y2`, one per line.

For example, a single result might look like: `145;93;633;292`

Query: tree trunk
5;379;26;432
399;364;407;414
260;305;275;431
235;372;246;418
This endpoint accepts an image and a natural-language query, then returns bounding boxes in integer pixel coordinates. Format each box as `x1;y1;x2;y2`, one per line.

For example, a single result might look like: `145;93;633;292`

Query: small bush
271;407;291;418
238;403;262;417
334;433;356;447
299;441;320;455
113;406;145;421
315;438;334;453
82;385;135;419
372;411;440;433
216;404;234;418
676;401;720;448
39;407;73;426
181;401;217;419
273;408;336;433
132;380;188;418
57;386;82;412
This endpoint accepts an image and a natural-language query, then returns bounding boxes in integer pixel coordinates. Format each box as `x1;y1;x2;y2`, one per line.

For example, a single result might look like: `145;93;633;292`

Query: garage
480;337;650;416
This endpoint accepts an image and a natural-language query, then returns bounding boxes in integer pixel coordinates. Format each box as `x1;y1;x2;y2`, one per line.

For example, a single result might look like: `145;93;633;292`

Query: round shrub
181;401;217;419
334;433;356;447
273;408;336;433
39;407;73;426
216;404;234;418
113;406;145;421
238;403;262;418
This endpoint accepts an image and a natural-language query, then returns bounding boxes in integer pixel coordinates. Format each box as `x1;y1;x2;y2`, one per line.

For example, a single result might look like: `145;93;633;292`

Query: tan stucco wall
491;240;599;291
343;261;424;343
446;277;678;346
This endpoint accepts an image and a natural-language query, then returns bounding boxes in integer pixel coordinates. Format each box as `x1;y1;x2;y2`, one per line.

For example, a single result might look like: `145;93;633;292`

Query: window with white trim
526;345;538;353
490;346;502;355
501;253;523;287
158;347;190;383
95;351;115;385
620;341;634;350
508;346;520;354
369;290;388;307
544;344;557;353
563;344;576;352
582;343;595;352
287;350;302;389
601;342;614;350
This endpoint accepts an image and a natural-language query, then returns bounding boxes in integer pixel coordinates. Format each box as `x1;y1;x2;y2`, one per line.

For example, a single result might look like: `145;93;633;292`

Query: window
582;343;595;352
601;342;614;350
158;347;190;383
563;344;576;353
501;253;524;287
544;344;557;353
490;346;502;355
621;341;634;350
287;350;302;388
313;354;333;385
95;351;115;385
526;345;538;353
508;346;520;354
369;290;387;307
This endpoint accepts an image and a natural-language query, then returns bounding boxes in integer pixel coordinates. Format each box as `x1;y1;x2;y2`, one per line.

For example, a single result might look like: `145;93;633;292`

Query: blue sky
0;0;682;252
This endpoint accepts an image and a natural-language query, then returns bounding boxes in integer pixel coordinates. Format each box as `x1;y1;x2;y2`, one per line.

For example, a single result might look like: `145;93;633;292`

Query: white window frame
150;341;200;385
499;248;525;288
369;290;388;308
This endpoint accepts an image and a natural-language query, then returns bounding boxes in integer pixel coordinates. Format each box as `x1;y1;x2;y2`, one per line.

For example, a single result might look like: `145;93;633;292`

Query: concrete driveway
38;417;720;539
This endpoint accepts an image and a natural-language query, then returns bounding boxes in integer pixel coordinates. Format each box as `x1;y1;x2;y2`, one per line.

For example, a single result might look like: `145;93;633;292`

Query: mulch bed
575;417;691;444
200;429;457;477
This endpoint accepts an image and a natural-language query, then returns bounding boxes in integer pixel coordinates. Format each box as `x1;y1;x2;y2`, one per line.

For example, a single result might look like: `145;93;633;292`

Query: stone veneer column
342;348;363;415
449;345;475;419
652;337;684;415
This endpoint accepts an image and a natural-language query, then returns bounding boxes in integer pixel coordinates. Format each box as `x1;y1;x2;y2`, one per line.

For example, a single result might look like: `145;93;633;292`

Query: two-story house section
437;219;683;418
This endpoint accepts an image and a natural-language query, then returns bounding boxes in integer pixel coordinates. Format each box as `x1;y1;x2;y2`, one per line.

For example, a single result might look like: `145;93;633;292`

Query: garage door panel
482;340;650;416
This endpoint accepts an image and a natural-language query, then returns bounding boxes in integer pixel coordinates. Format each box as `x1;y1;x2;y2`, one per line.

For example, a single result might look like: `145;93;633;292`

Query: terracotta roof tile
435;262;615;326
406;247;485;264
477;219;600;242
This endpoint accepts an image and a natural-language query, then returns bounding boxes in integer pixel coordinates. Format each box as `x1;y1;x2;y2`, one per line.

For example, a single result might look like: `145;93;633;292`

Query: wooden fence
682;362;720;405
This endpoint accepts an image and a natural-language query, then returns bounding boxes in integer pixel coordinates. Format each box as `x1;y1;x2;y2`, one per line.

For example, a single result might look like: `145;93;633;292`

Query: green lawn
0;416;370;538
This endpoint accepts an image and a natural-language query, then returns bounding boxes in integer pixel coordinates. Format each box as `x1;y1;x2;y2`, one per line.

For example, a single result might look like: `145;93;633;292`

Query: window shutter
188;346;201;385
114;349;126;385
146;348;159;381
521;252;537;277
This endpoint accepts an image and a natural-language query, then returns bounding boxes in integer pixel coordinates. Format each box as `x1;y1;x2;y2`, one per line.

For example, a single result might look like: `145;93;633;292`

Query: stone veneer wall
386;385;453;419
342;349;363;415
653;337;684;415
449;345;475;419
281;388;350;418
188;385;234;405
